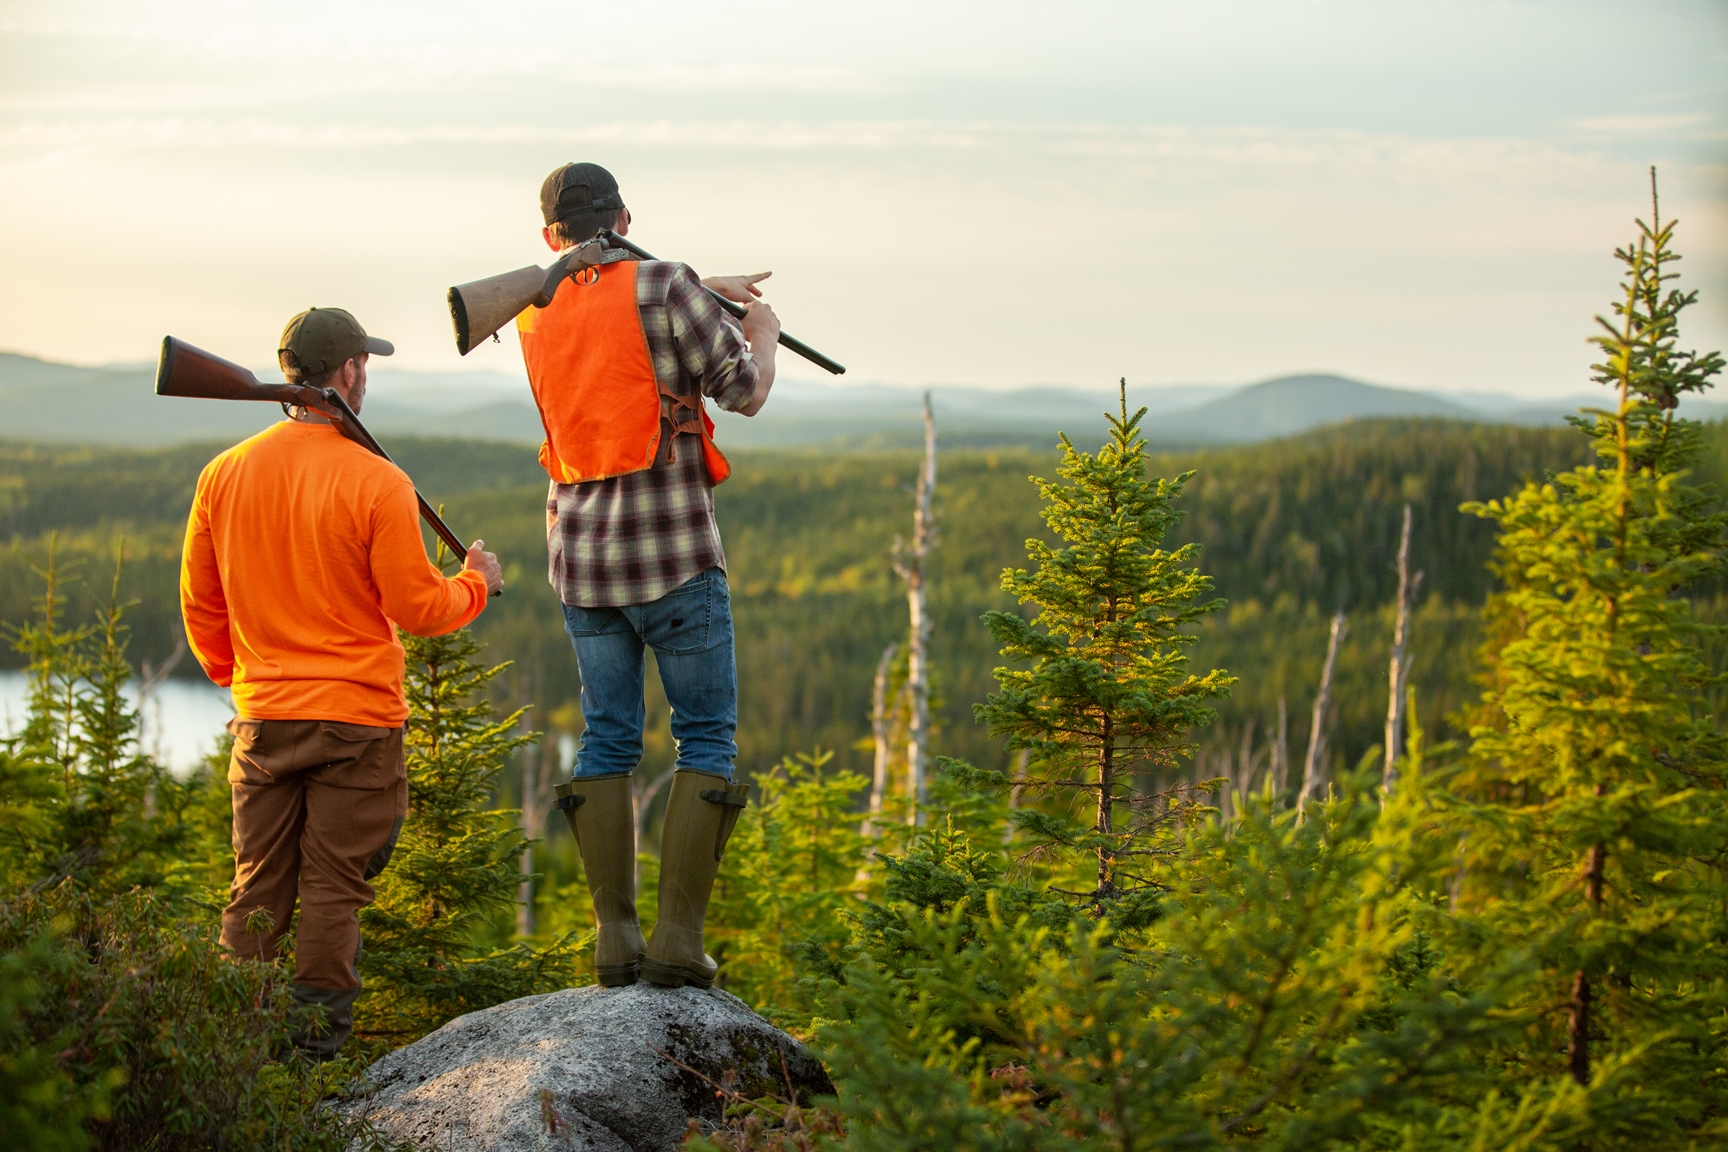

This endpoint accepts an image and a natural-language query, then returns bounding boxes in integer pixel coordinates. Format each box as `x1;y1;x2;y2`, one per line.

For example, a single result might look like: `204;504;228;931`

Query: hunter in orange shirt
180;307;503;1060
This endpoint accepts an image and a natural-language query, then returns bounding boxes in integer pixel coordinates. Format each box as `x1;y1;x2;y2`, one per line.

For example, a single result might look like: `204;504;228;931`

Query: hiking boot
557;773;646;987
642;769;748;988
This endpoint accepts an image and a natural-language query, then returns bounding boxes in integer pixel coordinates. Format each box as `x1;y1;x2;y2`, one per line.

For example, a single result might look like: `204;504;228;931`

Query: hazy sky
1;0;1724;396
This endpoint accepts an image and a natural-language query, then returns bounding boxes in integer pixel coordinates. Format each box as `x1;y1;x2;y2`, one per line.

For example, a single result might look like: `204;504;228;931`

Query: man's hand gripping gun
154;336;500;596
444;230;846;375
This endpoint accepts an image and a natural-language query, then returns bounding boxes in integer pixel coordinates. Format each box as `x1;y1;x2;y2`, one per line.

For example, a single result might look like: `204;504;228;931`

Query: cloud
1;115;1697;182
1564;112;1719;138
1;1;1723;392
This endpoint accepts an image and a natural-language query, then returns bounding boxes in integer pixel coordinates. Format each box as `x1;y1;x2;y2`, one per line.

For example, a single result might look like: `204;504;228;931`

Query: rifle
155;337;495;592
446;232;846;375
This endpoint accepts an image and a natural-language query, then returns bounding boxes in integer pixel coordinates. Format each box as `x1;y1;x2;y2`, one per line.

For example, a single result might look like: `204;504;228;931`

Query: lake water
0;669;236;776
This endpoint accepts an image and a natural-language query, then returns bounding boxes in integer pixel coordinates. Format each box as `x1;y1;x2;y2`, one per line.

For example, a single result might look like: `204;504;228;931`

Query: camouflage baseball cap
278;307;393;378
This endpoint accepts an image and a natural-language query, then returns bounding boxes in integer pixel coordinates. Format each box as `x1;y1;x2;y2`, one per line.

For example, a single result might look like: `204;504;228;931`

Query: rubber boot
642;769;749;988
556;773;646;987
289;983;361;1061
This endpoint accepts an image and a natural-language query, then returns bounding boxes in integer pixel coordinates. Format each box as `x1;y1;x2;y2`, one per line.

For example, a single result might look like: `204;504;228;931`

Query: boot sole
641;958;715;989
597;962;641;988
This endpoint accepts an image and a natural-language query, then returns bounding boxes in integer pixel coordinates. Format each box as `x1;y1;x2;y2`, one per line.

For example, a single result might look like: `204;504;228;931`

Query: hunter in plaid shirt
545;247;759;607
529;160;782;994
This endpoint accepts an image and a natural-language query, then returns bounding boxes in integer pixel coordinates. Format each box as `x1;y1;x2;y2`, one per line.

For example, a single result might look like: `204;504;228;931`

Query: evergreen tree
1453;173;1728;1136
3;545;187;895
355;624;580;1050
967;381;1234;921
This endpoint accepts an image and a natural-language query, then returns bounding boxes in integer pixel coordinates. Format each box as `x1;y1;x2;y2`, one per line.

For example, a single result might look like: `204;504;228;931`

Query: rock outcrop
341;984;832;1151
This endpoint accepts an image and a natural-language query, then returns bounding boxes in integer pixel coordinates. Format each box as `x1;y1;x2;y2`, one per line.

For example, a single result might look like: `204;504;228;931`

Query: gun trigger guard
574;265;599;287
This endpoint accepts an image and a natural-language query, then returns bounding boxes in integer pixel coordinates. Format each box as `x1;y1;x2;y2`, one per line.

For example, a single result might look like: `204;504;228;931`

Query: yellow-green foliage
706;750;871;1018
776;185;1728;1151
1439;179;1728;1136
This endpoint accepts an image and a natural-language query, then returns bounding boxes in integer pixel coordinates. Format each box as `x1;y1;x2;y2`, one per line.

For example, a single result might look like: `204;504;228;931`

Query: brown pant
220;718;407;990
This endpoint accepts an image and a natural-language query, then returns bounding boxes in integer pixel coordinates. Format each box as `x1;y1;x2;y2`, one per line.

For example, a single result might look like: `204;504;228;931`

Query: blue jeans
562;568;738;781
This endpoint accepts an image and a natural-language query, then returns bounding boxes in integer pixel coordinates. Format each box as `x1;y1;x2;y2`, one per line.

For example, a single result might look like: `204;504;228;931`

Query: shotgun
155;337;493;591
446;232;846;375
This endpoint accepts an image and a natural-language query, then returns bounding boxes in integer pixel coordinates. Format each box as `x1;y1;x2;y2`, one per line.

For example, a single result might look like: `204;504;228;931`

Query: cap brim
363;336;394;356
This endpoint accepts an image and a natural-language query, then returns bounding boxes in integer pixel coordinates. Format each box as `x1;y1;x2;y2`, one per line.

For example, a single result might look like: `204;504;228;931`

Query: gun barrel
317;388;469;560
597;230;846;376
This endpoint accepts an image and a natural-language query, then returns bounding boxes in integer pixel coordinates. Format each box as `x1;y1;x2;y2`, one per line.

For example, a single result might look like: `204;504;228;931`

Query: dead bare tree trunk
894;393;938;826
1382;503;1425;795
635;765;676;844
136;626;187;766
1272;694;1290;800
856;643;902;885
860;642;899;842
517;707;563;937
1233;716;1259;815
515;719;544;937
1298;610;1348;820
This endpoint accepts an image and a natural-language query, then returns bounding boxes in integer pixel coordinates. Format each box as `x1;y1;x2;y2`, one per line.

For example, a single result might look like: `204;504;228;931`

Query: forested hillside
1;416;1639;788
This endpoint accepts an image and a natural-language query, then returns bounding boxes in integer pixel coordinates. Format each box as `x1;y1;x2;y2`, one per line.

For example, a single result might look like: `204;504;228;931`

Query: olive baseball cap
540;162;623;227
278;307;393;378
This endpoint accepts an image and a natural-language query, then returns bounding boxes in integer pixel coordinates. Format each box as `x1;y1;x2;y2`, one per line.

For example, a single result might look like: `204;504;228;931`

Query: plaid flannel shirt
544;249;758;607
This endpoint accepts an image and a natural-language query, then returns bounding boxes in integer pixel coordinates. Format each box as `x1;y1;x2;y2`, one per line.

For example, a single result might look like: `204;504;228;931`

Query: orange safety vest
516;259;731;486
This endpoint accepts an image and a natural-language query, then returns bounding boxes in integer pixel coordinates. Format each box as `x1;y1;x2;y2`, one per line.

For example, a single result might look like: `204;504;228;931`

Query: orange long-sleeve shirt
180;420;489;727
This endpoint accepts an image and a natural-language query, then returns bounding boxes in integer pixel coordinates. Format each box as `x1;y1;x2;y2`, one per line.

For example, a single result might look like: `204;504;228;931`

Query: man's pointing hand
700;271;771;303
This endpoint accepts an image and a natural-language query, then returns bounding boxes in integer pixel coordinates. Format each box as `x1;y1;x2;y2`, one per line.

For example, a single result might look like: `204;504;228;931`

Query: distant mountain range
4;351;1721;451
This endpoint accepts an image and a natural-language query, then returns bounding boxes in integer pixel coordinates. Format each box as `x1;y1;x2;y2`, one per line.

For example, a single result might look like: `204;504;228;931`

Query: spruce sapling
355;625;579;1050
963;381;1234;923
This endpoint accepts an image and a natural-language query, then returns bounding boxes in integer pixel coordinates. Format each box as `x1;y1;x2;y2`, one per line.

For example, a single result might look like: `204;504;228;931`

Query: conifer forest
5;189;1728;1150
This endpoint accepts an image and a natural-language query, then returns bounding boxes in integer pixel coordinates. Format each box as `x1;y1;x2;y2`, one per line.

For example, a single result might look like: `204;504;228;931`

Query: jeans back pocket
649;571;718;655
563;603;624;638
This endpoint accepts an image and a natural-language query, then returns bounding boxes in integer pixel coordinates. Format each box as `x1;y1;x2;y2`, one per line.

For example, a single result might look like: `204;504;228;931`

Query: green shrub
708;749;871;1019
0;885;401;1151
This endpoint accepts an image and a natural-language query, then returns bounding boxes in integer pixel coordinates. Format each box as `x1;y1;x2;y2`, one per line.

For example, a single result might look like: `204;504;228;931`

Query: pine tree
1455;172;1728;1134
967;381;1234;921
354;625;580;1050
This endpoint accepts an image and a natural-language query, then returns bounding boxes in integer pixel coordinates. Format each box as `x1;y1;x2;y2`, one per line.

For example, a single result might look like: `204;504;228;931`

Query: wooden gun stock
155;336;489;589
